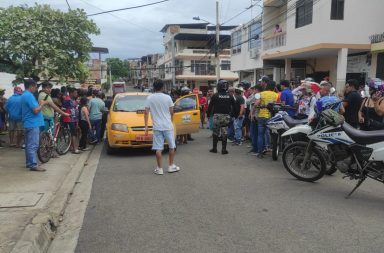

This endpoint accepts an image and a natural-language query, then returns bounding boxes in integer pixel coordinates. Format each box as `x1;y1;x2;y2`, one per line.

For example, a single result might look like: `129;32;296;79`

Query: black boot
210;135;218;153
222;135;228;155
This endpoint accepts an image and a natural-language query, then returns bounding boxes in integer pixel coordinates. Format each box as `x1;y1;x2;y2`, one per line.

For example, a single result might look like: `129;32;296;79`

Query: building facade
231;0;384;89
158;23;239;92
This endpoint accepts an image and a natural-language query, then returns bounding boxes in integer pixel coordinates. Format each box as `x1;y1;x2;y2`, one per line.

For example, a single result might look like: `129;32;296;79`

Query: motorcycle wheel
38;132;53;163
271;133;279;161
282;141;326;182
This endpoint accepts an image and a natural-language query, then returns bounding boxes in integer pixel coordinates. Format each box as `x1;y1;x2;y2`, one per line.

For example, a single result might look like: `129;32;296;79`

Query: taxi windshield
113;95;148;112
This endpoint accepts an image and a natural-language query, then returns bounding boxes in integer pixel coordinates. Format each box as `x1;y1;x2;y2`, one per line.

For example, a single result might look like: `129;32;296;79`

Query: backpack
321;109;345;127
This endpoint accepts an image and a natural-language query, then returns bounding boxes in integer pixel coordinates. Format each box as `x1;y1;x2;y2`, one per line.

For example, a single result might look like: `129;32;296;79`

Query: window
191;61;215;75
174;96;197;112
249;22;262;49
221;60;231;71
113;95;147;112
231;31;242;54
296;0;313;28
331;0;344;20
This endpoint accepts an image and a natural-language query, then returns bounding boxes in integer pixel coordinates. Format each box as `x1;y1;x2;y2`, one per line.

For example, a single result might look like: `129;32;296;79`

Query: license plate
136;135;153;141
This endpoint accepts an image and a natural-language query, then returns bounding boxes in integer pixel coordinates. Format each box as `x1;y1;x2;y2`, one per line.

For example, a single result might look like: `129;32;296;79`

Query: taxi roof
115;92;150;97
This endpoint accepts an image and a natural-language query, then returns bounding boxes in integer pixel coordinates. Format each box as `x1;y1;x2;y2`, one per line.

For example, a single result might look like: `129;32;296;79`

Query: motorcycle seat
283;115;308;128
342;122;384;145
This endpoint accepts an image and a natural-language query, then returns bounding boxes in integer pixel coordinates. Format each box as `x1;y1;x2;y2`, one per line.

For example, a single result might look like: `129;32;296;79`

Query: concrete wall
264;0;384;54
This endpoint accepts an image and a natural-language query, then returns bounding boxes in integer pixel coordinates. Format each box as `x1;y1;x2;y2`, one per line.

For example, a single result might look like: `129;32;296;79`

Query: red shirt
199;96;207;111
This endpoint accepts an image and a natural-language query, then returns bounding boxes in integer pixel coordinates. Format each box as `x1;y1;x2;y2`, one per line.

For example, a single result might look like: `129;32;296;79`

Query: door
173;94;200;135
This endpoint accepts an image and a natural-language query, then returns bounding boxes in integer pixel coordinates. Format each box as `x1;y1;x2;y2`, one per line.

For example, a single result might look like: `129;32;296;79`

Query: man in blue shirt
21;79;48;171
5;87;23;148
89;90;106;143
279;80;295;117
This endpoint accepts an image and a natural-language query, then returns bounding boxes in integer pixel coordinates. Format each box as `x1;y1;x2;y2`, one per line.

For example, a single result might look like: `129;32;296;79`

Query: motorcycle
282;104;384;197
265;103;307;160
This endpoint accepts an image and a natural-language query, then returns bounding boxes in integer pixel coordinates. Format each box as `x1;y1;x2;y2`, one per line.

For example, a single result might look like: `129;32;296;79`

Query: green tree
0;4;99;83
106;58;130;81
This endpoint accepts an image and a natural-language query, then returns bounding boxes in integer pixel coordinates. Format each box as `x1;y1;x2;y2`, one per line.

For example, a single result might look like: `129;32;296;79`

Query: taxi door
173;94;200;135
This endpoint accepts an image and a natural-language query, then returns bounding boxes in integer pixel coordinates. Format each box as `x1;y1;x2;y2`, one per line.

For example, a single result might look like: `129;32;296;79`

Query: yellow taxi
105;92;200;154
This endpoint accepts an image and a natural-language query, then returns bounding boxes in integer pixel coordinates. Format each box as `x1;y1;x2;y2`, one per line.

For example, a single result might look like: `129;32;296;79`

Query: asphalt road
76;130;384;253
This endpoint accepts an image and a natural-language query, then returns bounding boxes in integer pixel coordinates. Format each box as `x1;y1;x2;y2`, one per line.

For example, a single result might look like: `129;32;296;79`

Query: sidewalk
0;134;94;253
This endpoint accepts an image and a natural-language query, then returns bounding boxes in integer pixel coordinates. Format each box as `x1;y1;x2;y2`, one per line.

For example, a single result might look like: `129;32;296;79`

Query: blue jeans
250;120;258;152
234;117;244;143
25;127;40;169
227;118;235;140
257;118;268;153
91;119;102;142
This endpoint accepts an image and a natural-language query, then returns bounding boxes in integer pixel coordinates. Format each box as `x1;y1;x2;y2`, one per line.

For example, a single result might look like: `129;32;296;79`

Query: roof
174;33;231;42
91;47;109;54
207;25;238;31
160;23;209;33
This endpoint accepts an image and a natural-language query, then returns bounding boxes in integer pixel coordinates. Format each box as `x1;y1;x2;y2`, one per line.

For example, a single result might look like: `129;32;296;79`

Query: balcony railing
263;32;286;51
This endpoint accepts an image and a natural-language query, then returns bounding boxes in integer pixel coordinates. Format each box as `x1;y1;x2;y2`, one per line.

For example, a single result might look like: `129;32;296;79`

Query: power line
221;0;323;50
221;2;261;25
79;0;158;34
65;0;71;10
87;0;170;17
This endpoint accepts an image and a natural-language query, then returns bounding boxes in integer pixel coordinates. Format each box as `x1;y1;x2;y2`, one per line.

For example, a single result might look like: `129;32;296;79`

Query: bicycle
38;114;72;163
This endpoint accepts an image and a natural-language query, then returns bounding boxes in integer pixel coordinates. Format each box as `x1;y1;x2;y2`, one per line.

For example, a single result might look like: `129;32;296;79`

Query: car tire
105;139;116;155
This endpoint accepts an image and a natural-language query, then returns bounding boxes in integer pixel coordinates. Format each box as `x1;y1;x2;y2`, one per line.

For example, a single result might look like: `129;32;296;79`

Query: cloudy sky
1;0;262;59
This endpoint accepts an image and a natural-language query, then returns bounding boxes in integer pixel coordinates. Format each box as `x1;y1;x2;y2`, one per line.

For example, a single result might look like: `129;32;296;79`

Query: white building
158;23;239;92
231;0;384;89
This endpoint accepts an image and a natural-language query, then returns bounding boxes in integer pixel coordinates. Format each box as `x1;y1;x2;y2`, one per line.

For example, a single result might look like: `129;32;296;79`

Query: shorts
44;117;54;133
9;120;23;131
152;130;176;151
63;122;77;136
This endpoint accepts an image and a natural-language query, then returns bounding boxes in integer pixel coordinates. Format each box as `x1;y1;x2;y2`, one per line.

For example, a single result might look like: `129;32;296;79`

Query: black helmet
180;86;191;95
240;80;251;89
217;79;228;91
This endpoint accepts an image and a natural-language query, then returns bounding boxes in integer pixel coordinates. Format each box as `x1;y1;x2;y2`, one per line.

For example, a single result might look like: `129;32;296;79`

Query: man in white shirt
145;80;180;175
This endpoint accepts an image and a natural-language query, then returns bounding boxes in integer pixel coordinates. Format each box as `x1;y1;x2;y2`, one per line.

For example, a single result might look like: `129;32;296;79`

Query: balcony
263;0;286;7
263;32;286;51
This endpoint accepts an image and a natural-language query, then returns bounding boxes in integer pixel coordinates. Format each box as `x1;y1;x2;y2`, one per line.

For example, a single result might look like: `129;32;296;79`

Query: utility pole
215;0;220;84
109;65;112;95
171;35;176;88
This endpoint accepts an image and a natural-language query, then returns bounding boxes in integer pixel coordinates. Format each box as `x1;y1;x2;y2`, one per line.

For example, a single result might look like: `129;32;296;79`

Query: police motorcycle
281;102;384;197
265;103;307;160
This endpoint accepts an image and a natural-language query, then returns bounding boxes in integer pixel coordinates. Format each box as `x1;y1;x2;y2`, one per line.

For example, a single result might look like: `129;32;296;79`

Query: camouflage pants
212;113;231;137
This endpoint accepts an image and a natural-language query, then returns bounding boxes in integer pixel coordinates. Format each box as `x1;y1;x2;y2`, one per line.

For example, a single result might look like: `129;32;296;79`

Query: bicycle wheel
56;127;71;155
38;132;53;163
282;141;326;182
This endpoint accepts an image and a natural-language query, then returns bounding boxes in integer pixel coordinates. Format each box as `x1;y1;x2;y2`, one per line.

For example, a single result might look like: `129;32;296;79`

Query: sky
0;0;262;59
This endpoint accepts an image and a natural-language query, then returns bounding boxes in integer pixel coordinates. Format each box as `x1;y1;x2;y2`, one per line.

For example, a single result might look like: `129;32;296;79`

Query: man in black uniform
207;80;236;154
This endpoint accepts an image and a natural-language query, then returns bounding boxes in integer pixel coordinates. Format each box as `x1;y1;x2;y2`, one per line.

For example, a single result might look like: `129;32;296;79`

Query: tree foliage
106;58;131;81
0;4;99;83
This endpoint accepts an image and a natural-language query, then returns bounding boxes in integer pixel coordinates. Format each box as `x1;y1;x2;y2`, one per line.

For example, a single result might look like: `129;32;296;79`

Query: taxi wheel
105;139;116;155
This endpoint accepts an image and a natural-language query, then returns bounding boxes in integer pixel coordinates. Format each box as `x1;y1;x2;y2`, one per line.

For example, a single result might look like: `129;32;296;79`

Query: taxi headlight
111;123;128;132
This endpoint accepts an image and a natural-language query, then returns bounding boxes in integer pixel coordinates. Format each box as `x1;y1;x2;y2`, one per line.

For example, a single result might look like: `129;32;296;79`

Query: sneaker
252;152;261;156
30;166;46;172
227;139;234;143
256;153;264;159
154;168;164;175
80;147;91;151
168;164;180;173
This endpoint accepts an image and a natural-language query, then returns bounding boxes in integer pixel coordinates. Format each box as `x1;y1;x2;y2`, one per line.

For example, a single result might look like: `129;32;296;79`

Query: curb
10;147;95;253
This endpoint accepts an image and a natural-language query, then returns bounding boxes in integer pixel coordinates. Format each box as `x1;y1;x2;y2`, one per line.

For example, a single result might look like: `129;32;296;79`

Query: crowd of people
0;79;110;171
203;76;384;158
